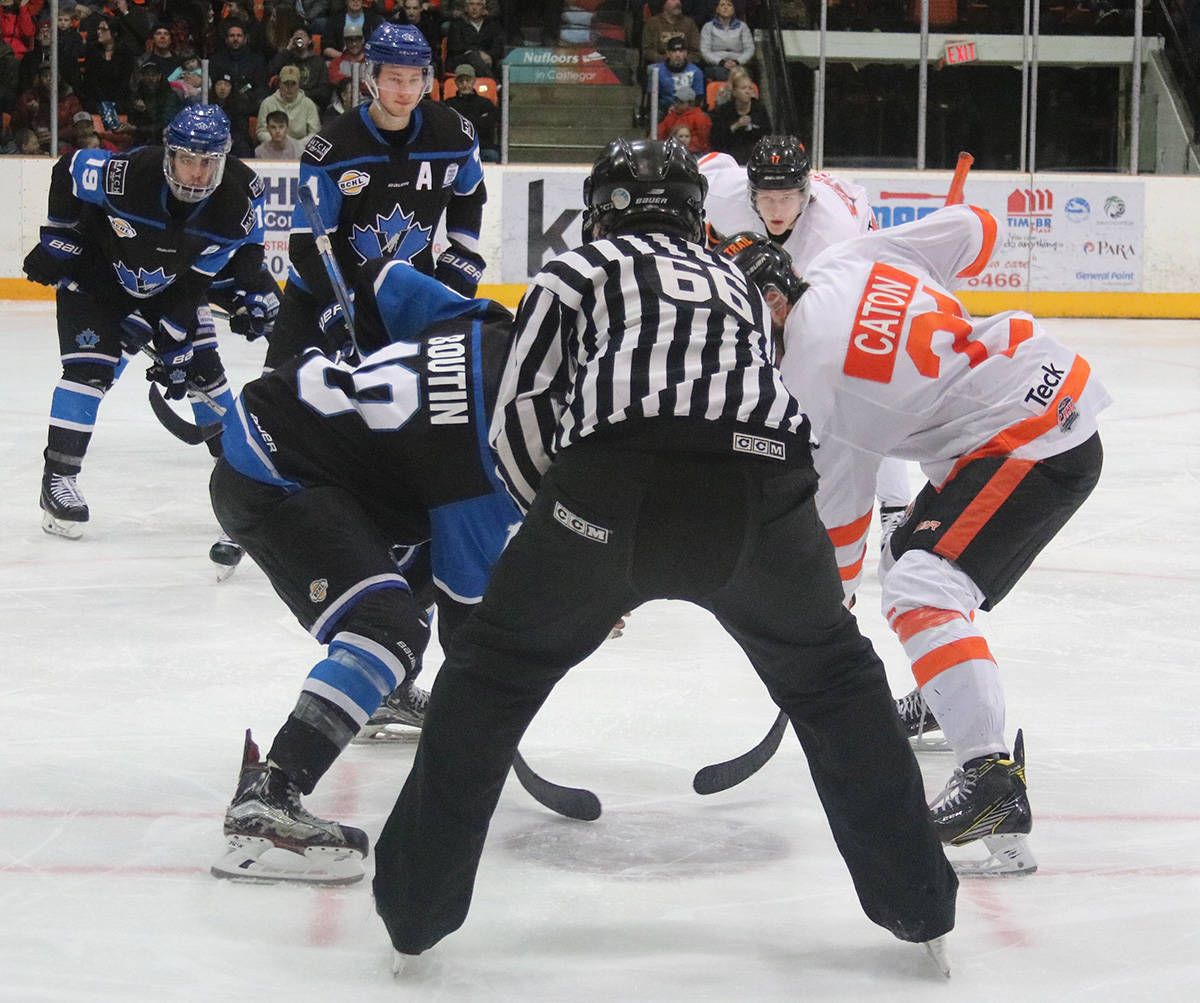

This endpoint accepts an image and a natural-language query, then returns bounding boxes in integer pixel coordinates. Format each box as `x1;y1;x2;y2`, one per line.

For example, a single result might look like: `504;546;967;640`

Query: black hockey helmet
583;137;707;243
716;231;808;307
747;135;811;221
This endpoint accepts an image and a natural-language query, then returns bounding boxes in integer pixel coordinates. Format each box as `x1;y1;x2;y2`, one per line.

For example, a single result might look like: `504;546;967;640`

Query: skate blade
909;733;953;753
352;723;421;744
923;935;951;978
949;834;1038;878
210;835;365;885
41;512;85;540
214;562;238;583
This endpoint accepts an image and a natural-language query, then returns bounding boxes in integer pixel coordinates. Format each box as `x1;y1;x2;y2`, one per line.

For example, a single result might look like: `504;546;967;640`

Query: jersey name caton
842;262;919;384
427;334;469;425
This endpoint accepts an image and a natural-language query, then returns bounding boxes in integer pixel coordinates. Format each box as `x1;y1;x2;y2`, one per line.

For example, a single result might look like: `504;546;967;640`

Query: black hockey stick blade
693;710;790;795
148;384;223;445
511;750;601;822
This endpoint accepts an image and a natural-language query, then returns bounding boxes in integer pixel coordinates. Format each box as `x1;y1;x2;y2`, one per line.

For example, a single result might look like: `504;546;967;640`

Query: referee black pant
374;437;957;952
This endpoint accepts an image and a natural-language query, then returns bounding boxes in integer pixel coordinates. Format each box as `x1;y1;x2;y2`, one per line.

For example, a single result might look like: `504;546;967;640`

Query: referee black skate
372;138;958;976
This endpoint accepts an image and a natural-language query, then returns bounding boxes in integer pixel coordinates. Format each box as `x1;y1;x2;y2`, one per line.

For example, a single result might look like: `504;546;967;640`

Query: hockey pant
372;438;957;954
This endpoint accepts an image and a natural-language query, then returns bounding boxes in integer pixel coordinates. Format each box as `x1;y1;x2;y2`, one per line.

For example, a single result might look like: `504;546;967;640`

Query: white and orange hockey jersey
697;151;875;274
778;204;1112;594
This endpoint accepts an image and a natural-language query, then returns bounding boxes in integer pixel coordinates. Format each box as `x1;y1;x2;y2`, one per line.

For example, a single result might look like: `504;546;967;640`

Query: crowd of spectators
1;0;506;158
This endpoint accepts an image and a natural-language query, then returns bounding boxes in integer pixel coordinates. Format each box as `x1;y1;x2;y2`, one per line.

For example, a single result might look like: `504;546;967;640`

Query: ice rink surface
1;300;1197;1001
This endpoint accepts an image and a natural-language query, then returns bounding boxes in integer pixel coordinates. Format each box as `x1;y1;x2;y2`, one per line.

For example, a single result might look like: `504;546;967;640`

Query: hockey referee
372;138;958;974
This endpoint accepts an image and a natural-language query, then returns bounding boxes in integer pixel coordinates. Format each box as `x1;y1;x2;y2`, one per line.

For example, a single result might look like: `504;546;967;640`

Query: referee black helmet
583;138;707;243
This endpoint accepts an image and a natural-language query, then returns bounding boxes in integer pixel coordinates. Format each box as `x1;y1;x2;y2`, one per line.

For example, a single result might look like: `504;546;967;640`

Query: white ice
1;302;1197;1001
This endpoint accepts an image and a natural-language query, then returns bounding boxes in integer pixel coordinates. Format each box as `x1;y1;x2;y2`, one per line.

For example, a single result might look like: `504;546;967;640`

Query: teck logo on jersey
842;263;919;383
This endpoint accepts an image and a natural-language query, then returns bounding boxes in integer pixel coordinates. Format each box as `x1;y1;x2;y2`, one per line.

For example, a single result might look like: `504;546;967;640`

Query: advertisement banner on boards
502;47;621;85
500;168;588;283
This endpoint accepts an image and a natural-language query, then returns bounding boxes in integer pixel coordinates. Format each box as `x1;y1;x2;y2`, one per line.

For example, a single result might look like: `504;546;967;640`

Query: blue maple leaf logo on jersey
349;206;433;265
75;329;99;349
114;262;176;298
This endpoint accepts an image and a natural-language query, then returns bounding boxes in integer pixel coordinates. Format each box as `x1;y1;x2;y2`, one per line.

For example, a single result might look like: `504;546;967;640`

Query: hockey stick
147;384;223;445
944;151;975;206
296;184;361;360
692;709;789;795
512;750;602;821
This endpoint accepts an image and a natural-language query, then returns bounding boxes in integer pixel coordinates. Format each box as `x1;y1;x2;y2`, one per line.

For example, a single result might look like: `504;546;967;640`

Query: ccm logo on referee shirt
732;433;786;460
553;502;610;543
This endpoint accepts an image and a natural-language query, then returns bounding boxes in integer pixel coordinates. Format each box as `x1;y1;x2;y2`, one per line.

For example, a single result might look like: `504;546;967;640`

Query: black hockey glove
228;288;280;341
318;299;356;359
23;227;85;287
146;340;196;400
434;247;485;298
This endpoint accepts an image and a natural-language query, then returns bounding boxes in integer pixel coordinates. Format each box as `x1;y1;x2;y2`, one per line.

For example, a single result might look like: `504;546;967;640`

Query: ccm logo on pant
732;433;786;460
553;502;610;543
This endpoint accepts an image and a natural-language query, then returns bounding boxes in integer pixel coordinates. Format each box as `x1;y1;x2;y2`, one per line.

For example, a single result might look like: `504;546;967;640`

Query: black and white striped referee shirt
490;232;812;512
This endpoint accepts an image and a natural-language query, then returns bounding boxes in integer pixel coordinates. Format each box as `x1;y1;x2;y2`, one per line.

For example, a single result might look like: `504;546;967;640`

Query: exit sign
943;39;978;65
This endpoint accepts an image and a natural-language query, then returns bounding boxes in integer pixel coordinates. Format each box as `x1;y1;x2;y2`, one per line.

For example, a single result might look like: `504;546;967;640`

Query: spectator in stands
211;19;269;107
445;62;498;161
1;0;36;60
322;0;381;60
446;0;503;79
700;0;754;81
51;10;86;91
264;3;304;61
322;74;354;127
650;35;703;116
14;17;42;95
295;0;330;38
79;18;136;113
168;55;205;105
268;26;331;110
109;0;153;61
255;106;304;158
657;80;711;152
144;25;181;78
70;107;115;149
1;36;16;113
125;57;182;144
12;57;84;154
327;23;366;87
394;0;442;76
210;70;255;157
642;0;701;69
218;1;268;59
13;124;41;152
255;63;319;144
709;65;770;163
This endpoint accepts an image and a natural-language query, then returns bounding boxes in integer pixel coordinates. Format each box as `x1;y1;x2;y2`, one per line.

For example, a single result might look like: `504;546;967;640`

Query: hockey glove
146;340;195;400
318;299;357;359
229;288;280;341
23;227;85;287
434;247;485;298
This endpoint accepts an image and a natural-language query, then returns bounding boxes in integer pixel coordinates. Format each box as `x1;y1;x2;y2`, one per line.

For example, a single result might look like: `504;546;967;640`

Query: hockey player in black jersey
372;139;957;976
24;105;275;540
209;259;520;884
264;22;487;370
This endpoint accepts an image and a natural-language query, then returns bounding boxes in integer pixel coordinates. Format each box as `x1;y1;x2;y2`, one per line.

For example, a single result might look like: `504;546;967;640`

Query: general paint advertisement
862;177;1145;292
502;167;1145;292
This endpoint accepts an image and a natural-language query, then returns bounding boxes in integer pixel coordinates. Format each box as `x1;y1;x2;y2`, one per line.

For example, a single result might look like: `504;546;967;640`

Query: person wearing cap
143;25;180;79
649;34;704;116
444;0;502;79
322;0;381;61
444;62;498;162
327;23;366;87
256;62;320;143
267;26;331;109
656;79;711;153
209;70;256;158
641;0;701;68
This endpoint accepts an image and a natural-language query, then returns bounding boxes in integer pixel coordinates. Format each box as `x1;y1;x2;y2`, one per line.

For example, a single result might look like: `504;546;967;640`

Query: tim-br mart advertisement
502;167;1145;292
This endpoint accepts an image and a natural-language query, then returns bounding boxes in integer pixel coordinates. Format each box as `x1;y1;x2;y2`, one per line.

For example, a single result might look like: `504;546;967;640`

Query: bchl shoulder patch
105;158;128;196
305;134;333;162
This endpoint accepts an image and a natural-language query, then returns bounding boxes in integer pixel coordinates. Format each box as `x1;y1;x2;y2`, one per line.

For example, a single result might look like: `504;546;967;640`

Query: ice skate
40;470;89;539
209;533;244;582
896;687;951;752
212;730;368;884
922;934;951;978
930;729;1037;877
354;680;429;743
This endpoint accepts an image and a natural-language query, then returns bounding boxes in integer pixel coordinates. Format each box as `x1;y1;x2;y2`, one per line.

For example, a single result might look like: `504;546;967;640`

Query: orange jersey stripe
698;152;721;166
839;544;866;582
934;457;1035;561
827;510;873;547
912;636;995;686
956;206;998;279
891;607;967;643
944;354;1091;484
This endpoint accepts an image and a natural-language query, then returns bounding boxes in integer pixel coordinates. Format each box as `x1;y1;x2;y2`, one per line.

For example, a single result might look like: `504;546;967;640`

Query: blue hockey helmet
364;23;433;98
163;105;232;203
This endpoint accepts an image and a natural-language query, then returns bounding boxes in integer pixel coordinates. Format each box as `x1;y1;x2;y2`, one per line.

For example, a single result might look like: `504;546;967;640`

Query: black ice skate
896;687;951;752
353;680;430;743
208;533;244;582
930;729;1037;877
40;470;89;539
211;730;368;884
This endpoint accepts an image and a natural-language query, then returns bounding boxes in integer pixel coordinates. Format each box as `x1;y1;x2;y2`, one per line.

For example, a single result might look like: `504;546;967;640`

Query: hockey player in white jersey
701;135;912;532
725;205;1109;876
